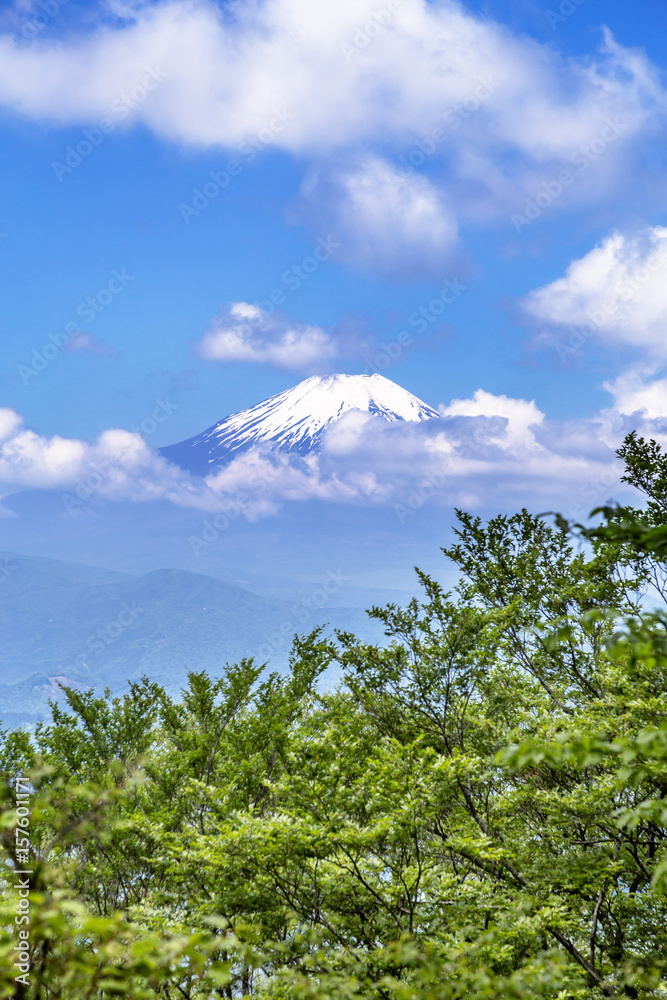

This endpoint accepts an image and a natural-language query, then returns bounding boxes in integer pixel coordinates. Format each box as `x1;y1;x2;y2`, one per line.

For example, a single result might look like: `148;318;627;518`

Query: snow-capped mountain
161;374;439;476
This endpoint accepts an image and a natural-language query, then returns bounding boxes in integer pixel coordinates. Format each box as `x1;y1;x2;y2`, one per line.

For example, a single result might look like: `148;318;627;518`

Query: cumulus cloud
186;388;631;518
302;156;458;275
0;413;219;510
603;368;667;422
440;389;544;449
584;368;667;462
0;1;659;153
318;395;630;519
607;370;664;420
0;375;658;521
521;227;667;355
0;0;663;261
0;408;23;442
195;302;341;371
0;421;87;488
327;400;606;496
206;448;364;514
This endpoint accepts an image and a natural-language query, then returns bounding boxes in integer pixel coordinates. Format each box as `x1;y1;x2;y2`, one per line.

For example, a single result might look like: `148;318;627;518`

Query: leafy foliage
1;433;667;997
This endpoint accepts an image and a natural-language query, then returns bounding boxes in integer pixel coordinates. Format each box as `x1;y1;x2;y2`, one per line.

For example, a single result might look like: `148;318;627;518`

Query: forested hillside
1;432;666;998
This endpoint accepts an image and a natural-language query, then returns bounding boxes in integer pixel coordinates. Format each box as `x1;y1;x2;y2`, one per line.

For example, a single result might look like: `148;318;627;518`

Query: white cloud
311;390;624;518
0;425;87;487
604;368;667;421
185;376;667;517
352;375;667;518
440;389;544;449
589;368;667;459
0;376;658;522
206;448;363;512
0;1;662;241
0;417;219;510
0;1;658;152
0;408;23;442
521;227;667;354
321;409;377;455
304;156;458;274
195;302;340;371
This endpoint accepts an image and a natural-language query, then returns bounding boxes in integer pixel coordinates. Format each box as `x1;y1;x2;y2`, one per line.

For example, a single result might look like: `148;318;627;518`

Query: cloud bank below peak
1;373;662;522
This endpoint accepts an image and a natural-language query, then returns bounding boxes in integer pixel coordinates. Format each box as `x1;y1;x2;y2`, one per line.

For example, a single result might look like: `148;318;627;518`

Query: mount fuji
161;374;440;476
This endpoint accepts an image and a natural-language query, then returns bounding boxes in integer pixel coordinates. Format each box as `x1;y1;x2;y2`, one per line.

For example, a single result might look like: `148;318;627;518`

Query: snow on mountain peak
161;374;439;476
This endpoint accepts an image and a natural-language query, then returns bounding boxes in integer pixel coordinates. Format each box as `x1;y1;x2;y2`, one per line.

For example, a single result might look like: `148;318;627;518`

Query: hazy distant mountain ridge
160;374;439;476
0;552;382;725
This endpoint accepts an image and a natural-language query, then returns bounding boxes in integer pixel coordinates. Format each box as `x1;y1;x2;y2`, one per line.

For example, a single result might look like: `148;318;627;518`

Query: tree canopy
1;432;667;999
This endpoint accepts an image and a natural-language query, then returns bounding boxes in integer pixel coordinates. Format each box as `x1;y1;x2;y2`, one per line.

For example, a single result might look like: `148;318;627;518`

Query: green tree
1;432;666;998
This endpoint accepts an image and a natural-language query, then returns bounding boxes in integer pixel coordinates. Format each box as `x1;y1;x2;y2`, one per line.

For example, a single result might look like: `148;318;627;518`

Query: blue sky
0;0;667;551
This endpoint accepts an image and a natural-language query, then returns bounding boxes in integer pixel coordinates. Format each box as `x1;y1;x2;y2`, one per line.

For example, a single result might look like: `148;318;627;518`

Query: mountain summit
161;374;439;476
